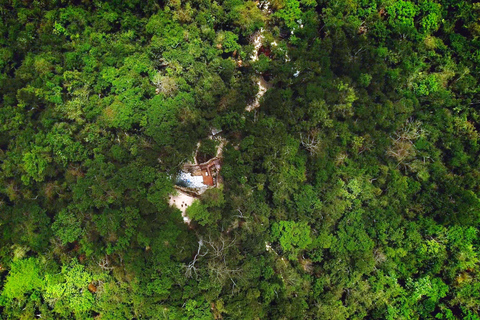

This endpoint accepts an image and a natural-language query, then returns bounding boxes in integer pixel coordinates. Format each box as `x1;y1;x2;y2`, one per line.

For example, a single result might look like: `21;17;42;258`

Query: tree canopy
1;0;480;319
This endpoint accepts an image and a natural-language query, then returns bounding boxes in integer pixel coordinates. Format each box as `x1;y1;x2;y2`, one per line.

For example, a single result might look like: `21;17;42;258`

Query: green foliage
218;31;241;53
386;1;418;33
51;209;83;245
181;299;214;320
271;221;312;260
228;1;265;35
414;74;440;96
1;258;44;302
186;200;220;226
44;260;97;316
22;147;50;185
274;0;303;31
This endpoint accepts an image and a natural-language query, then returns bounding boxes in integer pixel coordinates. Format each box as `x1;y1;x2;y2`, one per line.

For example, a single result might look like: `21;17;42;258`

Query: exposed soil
168;192;196;224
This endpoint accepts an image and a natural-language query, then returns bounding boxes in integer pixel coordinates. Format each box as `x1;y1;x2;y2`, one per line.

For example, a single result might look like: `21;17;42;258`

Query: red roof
202;169;214;186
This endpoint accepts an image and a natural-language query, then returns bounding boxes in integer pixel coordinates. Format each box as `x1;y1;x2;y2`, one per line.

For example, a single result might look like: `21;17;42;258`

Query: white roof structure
175;171;208;189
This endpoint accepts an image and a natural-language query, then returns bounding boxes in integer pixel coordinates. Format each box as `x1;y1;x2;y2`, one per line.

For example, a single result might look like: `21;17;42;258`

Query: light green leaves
274;0;303;31
217;31;240;53
22;147;50;185
272;221;312;260
44;260;96;315
1;258;44;302
386;1;418;32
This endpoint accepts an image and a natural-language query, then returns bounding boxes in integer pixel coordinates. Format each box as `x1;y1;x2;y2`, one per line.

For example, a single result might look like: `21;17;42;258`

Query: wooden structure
178;157;222;195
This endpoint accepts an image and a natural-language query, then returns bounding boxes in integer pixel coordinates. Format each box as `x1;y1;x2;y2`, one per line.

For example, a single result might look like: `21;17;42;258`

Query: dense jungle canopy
1;0;480;319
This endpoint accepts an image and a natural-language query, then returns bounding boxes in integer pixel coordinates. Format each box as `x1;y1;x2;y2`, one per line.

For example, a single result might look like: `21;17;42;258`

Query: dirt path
246;75;272;112
250;29;264;62
246;30;272;112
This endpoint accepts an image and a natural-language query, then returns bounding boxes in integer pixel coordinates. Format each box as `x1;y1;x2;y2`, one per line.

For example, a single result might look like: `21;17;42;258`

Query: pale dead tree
207;259;241;287
300;256;313;273
98;255;114;270
184;239;208;279
394;119;424;142
184;235;243;292
453;67;470;84
230;208;255;233
204;235;242;289
205;235;237;263
156;57;169;68
358;21;368;35
387;119;426;165
373;247;387;265
350;46;366;62
300;132;322;155
387;139;415;164
152;73;177;96
234;208;245;218
180;235;239;290
335;152;348;166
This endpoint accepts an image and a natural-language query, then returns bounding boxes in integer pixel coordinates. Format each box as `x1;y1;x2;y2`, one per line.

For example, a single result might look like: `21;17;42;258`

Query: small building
169;142;224;224
174;157;222;196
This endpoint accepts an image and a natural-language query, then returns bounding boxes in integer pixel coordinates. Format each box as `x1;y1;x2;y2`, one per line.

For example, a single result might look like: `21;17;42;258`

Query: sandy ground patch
169;191;197;224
